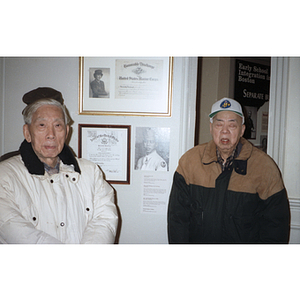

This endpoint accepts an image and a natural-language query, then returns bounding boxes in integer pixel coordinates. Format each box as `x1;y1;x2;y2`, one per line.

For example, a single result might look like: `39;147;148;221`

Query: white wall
268;57;300;243
282;58;300;243
0;57;80;154
0;57;198;244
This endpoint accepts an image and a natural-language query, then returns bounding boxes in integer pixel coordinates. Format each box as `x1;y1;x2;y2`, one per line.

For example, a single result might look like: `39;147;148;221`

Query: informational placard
141;173;169;215
234;59;270;109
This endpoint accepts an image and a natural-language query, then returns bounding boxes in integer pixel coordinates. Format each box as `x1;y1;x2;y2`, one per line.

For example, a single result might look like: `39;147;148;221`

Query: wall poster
234;59;270;109
234;59;270;140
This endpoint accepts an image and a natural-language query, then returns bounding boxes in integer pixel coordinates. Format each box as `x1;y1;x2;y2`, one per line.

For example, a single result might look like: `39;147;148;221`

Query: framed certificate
78;124;131;184
79;57;173;116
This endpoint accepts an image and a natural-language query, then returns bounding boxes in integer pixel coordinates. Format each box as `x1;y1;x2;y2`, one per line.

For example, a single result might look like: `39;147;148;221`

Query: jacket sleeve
0;186;62;244
167;171;191;243
80;165;118;244
255;151;291;243
259;188;290;243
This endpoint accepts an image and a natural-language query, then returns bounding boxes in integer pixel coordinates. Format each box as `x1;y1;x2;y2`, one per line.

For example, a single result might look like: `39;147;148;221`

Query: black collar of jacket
202;137;252;175
19;139;81;175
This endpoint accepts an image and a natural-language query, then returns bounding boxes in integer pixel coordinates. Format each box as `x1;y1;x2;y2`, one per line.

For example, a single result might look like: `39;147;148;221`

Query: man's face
23;105;69;167
210;110;245;160
143;136;156;155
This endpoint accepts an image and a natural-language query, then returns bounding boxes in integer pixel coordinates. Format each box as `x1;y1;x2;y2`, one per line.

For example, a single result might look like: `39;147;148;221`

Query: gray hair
22;99;69;125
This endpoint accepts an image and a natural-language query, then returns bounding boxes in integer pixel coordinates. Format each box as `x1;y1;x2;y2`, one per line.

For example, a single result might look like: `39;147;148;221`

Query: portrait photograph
89;67;110;98
134;127;170;172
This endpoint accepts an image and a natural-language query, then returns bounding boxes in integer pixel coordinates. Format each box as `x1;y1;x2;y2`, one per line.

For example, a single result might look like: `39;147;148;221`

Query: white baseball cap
209;97;244;124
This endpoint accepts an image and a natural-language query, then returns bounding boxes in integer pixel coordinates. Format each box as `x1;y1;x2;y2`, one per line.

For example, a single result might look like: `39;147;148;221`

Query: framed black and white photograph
78;124;131;184
134;127;170;172
79;57;173;116
89;68;110;98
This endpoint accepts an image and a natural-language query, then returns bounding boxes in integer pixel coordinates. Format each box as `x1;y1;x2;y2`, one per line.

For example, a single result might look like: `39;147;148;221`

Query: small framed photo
79;57;173;116
78;124;131;184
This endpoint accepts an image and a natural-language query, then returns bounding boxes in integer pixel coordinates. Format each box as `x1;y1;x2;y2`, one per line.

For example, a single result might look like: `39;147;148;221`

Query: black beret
22;87;64;105
94;69;103;75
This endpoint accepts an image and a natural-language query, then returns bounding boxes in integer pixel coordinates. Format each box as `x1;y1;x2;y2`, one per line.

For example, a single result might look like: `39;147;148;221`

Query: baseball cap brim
209;110;244;119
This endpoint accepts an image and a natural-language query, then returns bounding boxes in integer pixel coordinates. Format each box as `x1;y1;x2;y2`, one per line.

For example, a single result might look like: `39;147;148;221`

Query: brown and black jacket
168;137;290;243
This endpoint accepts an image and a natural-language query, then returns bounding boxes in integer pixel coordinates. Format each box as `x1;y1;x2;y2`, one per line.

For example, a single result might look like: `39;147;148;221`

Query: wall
0;58;3;155
198;57;231;144
0;57;198;244
273;57;300;243
198;57;269;147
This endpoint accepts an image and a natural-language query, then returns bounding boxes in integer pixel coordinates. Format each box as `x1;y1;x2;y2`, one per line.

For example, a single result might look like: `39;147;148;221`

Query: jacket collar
19;139;81;175
202;137;253;165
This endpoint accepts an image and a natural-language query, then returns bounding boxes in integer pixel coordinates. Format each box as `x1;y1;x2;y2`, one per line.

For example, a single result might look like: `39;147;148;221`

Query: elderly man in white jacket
0;87;118;244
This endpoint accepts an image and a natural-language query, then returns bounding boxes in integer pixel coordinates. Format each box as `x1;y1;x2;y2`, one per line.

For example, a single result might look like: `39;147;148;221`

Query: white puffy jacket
0;146;118;244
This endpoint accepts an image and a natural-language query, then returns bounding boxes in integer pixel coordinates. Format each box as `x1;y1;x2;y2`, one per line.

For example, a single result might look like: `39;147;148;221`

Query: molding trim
291;224;300;230
267;57;289;171
289;199;300;230
289;198;300;209
179;57;198;155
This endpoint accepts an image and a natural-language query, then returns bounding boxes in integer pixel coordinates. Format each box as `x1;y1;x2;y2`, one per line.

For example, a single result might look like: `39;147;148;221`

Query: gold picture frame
79;57;173;116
